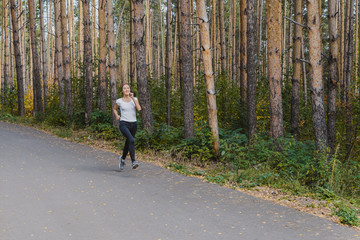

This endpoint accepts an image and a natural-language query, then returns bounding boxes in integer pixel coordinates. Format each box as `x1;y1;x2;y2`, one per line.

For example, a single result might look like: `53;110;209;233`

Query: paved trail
0;121;359;240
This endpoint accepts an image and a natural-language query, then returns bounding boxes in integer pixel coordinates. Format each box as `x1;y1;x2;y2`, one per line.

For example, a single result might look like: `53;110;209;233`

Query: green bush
334;206;360;226
88;110;120;140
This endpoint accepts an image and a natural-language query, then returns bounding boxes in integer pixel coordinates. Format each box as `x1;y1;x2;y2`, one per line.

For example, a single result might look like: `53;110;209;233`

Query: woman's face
122;84;130;96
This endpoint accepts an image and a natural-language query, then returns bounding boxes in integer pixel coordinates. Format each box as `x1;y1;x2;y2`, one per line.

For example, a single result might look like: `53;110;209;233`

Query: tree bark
240;0;247;102
10;0;24;116
40;0;48;113
343;0;355;149
79;0;84;66
247;0;257;141
29;0;43;115
61;0;73;116
218;0;226;73
267;0;284;139
107;0;119;126
3;0;9;103
165;0;172;127
132;0;154;133
307;0;328;151
83;0;93;124
291;0;303;137
180;0;195;138
129;0;135;86
98;0;107;112
327;0;339;154
196;0;220;154
55;0;64;109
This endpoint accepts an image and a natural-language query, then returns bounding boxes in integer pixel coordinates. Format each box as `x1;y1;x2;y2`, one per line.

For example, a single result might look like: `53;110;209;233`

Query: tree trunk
98;0;107;112
218;0;226;73
3;0;9;103
211;0;216;71
29;0;43;115
343;0;355;149
107;0;119;126
129;0;135;86
247;0;257;141
180;0;195;138
69;0;75;75
240;0;247;102
257;0;264;61
327;0;339;154
10;0;24;116
307;0;328;151
291;0;303;137
39;0;48;113
196;0;220;154
79;0;84;66
55;0;64;109
339;0;345;98
165;0;172;127
61;0;73;116
83;0;93;124
267;0;284;139
132;0;154;133
232;0;236;83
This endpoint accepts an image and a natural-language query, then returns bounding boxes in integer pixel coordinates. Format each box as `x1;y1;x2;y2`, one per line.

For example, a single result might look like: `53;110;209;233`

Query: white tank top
116;97;137;122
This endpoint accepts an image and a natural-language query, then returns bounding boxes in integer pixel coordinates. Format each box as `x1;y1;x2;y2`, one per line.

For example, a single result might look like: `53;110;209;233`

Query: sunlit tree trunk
47;0;53;81
231;0;236;83
159;0;165;76
291;0;303;137
40;0;48;113
247;0;257;141
196;0;220;154
257;0;264;62
132;0;154;133
55;0;64;109
29;0;43;114
339;0;345;97
83;0;93;124
107;0;118;126
307;0;328;151
173;6;178;86
267;0;284;139
218;0;226;73
3;0;9;103
69;0;75;75
211;0;216;71
10;0;24;116
343;0;355;148
165;0;172;126
129;0;135;86
61;0;73;116
98;0;107;112
327;0;339;154
19;0;26;91
240;0;247;102
79;0;84;67
180;0;194;138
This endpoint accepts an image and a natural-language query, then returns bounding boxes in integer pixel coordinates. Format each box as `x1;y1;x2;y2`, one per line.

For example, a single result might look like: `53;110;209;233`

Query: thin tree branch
295;58;310;64
283;16;308;29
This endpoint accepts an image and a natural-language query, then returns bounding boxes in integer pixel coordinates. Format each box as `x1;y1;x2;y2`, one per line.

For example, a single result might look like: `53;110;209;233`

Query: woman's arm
113;104;120;120
130;94;142;111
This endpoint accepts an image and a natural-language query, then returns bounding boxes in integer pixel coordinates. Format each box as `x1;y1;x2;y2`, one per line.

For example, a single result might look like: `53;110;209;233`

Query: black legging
119;121;137;162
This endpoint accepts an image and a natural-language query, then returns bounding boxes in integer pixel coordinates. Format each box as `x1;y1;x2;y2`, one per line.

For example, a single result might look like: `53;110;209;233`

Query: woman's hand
129;92;134;98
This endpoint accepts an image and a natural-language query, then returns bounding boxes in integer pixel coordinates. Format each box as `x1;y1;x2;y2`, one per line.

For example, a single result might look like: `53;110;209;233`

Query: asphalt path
0;121;359;240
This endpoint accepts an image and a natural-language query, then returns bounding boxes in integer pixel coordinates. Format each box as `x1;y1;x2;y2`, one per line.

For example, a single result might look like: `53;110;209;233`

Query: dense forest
0;0;360;223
